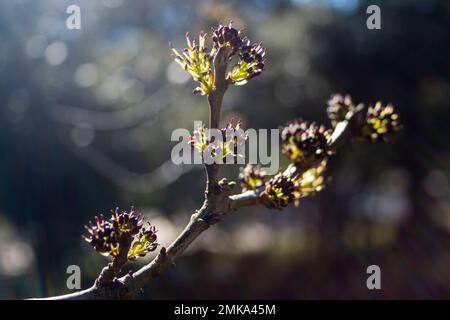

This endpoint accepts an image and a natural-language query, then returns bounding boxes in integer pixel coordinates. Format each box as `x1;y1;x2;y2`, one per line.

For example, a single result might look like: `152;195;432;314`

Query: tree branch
30;21;384;298
34;100;365;300
205;46;228;196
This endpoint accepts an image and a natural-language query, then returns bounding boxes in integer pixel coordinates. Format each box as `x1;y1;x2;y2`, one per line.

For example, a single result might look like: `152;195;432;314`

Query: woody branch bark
205;46;228;196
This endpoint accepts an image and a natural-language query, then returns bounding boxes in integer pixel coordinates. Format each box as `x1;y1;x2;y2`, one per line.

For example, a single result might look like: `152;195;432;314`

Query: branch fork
33;23;400;300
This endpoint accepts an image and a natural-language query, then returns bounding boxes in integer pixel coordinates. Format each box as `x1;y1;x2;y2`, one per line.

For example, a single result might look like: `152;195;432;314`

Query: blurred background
0;0;449;299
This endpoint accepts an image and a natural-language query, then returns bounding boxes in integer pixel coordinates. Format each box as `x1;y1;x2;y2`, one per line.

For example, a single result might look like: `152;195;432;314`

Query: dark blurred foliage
0;0;450;299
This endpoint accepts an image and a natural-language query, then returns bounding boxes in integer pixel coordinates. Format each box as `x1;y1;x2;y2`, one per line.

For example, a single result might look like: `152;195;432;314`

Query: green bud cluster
258;160;328;209
171;32;213;95
361;101;401;142
260;173;296;209
239;164;266;192
188;119;247;162
83;208;159;260
281;119;332;165
172;22;266;94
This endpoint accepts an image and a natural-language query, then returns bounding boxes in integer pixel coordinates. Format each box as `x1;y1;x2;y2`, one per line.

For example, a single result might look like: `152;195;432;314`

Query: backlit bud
360;101;401;142
281;119;332;165
239;164;266;192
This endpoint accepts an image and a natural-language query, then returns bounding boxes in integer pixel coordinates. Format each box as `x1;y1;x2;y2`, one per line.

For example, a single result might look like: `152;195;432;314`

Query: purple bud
224;31;232;42
229;28;238;38
230;38;242;48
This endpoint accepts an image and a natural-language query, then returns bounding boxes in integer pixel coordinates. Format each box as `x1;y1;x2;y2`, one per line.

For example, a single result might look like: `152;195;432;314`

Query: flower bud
281;119;332;165
239;164;266;192
212;21;243;56
171;31;213;95
360;102;401;142
295;160;328;199
83;208;158;261
228;42;266;86
327;94;356;127
127;223;159;261
260;174;296;209
189;119;247;163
